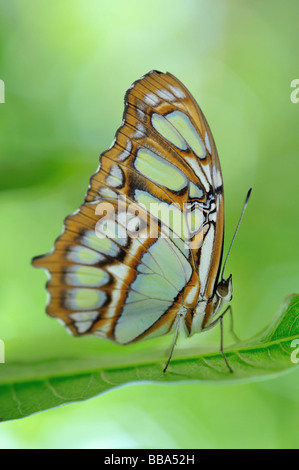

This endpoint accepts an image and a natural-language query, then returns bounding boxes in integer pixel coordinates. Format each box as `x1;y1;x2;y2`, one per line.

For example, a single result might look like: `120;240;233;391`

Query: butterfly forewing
33;70;224;342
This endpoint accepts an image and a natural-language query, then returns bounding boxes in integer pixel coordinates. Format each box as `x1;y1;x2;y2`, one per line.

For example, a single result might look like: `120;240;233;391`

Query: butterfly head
206;274;233;322
216;274;233;303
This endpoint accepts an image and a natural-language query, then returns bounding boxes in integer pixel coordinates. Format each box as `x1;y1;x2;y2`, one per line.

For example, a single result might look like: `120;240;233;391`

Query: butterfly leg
163;313;183;373
203;307;234;373
219;314;233;373
225;305;241;344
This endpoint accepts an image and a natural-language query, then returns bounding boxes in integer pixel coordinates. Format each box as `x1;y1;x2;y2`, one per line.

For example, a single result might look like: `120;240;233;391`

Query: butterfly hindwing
33;198;193;342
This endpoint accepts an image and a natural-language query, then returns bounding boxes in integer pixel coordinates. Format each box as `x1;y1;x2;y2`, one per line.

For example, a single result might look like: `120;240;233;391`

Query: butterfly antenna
220;188;252;281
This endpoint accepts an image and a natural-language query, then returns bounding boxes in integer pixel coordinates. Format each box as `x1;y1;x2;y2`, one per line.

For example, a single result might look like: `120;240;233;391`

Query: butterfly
33;70;250;372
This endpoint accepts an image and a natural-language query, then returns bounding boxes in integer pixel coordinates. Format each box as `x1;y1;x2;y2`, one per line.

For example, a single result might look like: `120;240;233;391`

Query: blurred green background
0;0;299;449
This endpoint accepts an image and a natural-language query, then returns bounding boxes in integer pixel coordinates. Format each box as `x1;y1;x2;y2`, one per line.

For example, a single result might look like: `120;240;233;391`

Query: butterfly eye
216;275;233;300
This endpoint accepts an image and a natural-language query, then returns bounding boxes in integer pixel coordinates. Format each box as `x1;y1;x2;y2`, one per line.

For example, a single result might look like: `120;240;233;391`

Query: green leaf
0;294;298;422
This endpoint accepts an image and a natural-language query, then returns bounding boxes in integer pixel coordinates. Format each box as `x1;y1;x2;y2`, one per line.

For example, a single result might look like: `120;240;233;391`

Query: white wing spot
212;166;222;189
144;92;160;106
169;85;186;99
106;164;123;187
185;157;210;192
69;311;98;322
75;321;93;333
156;89;176;101
205;131;212;154
199;225;215;295
118;140;132;162
209;212;217;223
98;187;118;199
137;107;146;121
133;123;146;139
